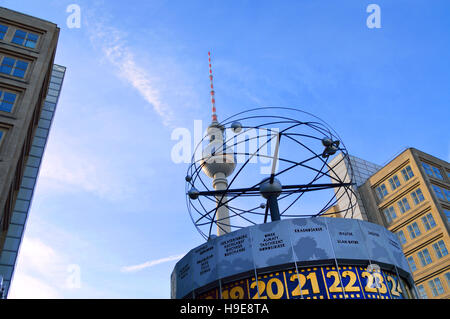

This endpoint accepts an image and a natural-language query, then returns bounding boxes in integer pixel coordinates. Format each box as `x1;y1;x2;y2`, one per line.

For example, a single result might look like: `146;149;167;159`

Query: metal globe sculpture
186;107;358;240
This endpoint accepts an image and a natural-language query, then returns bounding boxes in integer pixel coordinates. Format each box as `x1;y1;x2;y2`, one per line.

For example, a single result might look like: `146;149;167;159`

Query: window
445;210;450;224
423;162;444;180
11;29;39;48
383;206;397;224
444;189;450;202
418;248;432;266
445;272;450;288
417;285;427;299
421;213;436;231
401;165;414;182
407;256;417;272
375;184;388;200
432;185;444;200
0;56;29;78
397;198;411;214
422;163;434;176
428;278;444;297
397;230;407;245
432;167;443;180
432;240;448;259
0;90;17;112
0;24;8;40
407;222;421;239
411;188;425;205
388;175;401;191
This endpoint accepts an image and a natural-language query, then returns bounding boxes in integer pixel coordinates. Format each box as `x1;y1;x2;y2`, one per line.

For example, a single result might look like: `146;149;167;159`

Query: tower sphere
201;153;236;178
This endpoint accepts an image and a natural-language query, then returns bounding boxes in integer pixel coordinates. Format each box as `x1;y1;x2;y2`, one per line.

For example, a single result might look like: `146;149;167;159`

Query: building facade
0;7;61;297
359;148;450;299
327;153;382;220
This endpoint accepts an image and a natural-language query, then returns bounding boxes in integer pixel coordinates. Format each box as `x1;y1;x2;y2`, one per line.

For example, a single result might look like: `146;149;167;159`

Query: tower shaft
213;172;231;236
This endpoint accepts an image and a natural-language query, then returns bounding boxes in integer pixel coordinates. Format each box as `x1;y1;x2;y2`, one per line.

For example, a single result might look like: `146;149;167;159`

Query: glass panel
49;82;60;90
27;33;38;41
407;257;416;272
40;110;53;120
0;101;14;112
14;199;29;212
11;30;26;45
0;251;17;266
434;278;444;295
1;91;16;112
0;57;15;75
51;76;63;85
433;185;444;200
29;145;44;157
433;243;443;259
34;127;48;138
407;225;416;239
438;241;448;256
2;237;20;252
38;118;51;129
6;224;23;238
10;212;26;225
422;216;431;231
43;101;56;111
46;95;57;103
26;155;41;167
25;39;36;48
2;92;16;102
20;176;36;189
422;163;433;176
53;65;66;72
23;166;38;178
406;166;414;178
0;24;8;40
432;167;443;179
24;33;38;48
444;189;450;201
17;188;32;200
32;136;46;147
397;231;406;245
47;88;59;97
51;70;64;78
0;265;13;281
13;60;28;78
412;223;421;236
427;214;436;228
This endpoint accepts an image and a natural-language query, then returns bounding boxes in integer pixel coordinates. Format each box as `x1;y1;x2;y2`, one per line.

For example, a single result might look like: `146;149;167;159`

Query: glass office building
327;153;382;220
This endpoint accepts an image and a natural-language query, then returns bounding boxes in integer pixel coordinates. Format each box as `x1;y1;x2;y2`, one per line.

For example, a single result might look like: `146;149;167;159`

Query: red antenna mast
208;51;218;123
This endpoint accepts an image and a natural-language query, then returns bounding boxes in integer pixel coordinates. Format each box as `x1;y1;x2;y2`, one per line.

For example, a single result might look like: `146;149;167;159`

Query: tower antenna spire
208;51;218;123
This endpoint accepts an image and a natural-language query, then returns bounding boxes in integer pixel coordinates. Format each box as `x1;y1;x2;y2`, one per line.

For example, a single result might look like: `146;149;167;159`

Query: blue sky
2;0;449;298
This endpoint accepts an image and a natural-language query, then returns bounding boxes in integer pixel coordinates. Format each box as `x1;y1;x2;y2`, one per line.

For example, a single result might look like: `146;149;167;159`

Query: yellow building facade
359;148;450;299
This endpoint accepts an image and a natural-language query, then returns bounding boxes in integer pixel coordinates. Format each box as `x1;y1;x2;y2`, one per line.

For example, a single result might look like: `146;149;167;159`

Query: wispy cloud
121;254;184;273
87;22;175;126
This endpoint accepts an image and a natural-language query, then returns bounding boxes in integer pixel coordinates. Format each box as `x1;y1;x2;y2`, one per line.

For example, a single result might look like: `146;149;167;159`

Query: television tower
200;52;236;236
